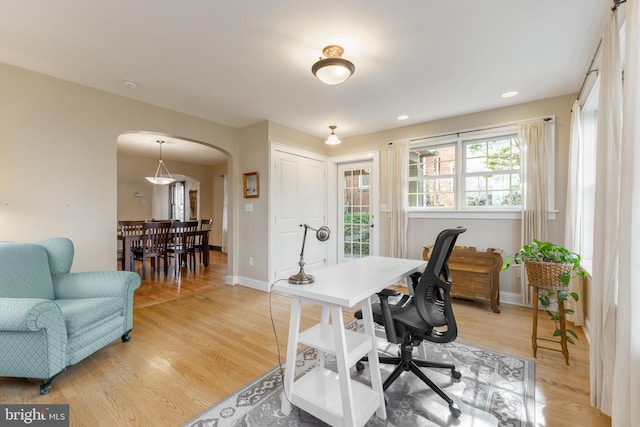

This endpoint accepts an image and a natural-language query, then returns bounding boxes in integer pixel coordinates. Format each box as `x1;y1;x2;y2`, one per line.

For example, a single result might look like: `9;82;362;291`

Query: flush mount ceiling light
312;45;355;85
123;80;138;89
145;140;176;185
325;125;341;145
501;90;519;98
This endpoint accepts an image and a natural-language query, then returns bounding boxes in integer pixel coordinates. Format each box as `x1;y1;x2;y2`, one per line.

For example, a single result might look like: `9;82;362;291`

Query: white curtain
612;1;640;425
390;141;409;258
590;9;622;417
564;100;585;325
519;120;549;305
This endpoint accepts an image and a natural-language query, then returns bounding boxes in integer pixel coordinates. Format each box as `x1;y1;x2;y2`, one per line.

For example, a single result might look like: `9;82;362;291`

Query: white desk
275;256;427;427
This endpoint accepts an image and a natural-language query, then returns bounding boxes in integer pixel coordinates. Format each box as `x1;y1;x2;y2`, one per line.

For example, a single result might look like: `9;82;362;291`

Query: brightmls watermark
1;405;69;426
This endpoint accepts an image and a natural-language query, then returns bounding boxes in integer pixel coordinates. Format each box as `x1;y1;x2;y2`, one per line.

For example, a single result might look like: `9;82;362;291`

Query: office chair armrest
409;272;422;293
377;289;399;344
378;288;401;298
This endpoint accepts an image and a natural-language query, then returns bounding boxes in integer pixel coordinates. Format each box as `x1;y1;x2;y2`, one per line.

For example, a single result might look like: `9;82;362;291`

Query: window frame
408;125;522;214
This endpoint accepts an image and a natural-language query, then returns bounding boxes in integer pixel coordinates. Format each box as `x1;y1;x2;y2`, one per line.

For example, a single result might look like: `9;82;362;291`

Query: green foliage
503;240;588;345
344;212;370;224
343;212;371;257
502;239;587;286
536;288;581;345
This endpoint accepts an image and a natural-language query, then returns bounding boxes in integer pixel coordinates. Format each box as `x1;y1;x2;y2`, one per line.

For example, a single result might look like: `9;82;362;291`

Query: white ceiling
0;1;608;164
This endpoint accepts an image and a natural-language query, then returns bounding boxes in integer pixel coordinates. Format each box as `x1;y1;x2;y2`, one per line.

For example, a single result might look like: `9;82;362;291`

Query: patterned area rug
184;322;535;427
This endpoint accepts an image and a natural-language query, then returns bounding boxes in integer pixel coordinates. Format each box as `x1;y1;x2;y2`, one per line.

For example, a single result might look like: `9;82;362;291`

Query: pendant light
145;140;176;185
325;125;341;145
312;45;355;85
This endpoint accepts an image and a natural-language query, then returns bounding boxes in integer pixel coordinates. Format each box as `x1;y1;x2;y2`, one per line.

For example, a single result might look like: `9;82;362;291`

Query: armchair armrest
0;298;65;332
53;271;141;300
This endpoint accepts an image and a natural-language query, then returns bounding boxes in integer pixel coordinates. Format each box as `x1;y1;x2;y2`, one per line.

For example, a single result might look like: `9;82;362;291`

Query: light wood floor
0;251;611;426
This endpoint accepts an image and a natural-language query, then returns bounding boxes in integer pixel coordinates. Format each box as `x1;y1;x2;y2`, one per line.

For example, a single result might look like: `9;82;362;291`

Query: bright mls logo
1;405;69;426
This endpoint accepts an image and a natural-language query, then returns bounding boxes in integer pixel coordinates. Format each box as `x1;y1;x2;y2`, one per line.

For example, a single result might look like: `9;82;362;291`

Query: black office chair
355;226;466;418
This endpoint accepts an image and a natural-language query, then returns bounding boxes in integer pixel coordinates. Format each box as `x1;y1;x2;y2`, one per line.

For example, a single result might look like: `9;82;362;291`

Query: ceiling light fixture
312;45;355;85
123;80;138;89
397;115;409;120
501;91;519;98
325;125;342;145
145;140;176;185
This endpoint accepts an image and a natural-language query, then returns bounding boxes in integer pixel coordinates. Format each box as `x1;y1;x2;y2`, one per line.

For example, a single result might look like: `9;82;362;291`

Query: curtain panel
390;141;409;259
590;8;622;417
564;100;586;326
612;0;640;424
519;120;549;305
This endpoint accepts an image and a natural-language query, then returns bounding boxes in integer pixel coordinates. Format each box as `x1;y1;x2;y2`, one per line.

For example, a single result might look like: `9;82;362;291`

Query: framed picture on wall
243;172;259;198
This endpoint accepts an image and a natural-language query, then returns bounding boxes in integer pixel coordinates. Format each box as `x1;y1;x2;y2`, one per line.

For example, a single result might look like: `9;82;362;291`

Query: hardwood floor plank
0;252;611;426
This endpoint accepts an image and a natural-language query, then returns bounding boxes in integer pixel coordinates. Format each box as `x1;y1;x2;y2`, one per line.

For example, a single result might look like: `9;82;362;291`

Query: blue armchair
0;237;140;394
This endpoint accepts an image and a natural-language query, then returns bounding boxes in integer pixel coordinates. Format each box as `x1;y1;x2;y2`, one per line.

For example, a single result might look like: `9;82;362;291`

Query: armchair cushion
0;243;54;300
54;297;123;336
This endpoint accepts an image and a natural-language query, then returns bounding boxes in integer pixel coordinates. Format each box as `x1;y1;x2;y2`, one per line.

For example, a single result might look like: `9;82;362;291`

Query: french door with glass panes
338;162;375;261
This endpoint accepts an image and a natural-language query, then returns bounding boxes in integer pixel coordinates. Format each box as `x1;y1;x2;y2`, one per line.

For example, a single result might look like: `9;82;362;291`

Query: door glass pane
343;168;371;260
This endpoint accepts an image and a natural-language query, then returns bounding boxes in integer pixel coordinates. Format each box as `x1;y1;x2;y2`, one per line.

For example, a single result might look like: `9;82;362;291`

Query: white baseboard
498;291;525;307
228;275;270;292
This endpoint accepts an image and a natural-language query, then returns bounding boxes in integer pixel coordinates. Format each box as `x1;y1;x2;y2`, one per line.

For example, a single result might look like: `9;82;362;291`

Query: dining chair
167;220;199;275
194;219;212;265
132;221;172;279
118;220;145;270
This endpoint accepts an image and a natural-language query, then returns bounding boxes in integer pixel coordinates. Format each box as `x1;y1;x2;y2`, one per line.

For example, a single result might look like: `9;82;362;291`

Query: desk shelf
277;257;427;427
289;366;380;427
298;323;372;367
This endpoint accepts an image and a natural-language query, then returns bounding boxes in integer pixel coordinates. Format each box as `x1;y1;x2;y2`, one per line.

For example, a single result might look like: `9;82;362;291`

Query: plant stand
531;284;569;365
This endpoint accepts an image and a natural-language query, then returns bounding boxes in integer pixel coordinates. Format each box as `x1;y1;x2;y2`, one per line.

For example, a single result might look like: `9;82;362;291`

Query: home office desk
275;256;427;427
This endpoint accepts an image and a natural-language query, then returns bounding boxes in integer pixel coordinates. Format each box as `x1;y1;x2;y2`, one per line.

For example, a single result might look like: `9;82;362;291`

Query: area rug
184;322;535;427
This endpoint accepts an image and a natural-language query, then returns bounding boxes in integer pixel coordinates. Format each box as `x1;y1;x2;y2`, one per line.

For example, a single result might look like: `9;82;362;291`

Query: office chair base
357;354;462;419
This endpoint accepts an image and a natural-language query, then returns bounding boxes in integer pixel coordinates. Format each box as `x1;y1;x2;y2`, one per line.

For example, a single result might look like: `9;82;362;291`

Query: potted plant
503;240;587;344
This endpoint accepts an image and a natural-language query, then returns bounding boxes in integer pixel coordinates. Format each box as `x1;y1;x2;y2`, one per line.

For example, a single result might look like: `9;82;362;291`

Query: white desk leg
317;304;331;368
361;296;387;419
330;304;356;427
281;295;302;415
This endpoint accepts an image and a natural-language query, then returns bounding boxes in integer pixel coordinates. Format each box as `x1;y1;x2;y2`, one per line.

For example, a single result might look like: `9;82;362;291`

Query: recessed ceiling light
501;91;518;98
123;80;138;89
397;115;409;120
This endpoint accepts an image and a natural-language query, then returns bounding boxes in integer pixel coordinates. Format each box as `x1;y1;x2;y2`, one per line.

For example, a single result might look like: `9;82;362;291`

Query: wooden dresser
423;245;503;313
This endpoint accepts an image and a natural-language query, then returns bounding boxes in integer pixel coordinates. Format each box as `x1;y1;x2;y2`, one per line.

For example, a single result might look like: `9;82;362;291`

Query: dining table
118;228;210;272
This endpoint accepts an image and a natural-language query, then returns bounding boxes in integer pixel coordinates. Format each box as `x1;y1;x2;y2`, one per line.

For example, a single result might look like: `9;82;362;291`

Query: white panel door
271;149;327;281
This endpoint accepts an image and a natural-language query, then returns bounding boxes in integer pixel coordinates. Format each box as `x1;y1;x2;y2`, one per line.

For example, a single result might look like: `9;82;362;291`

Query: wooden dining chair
118;220;145;270
132;221;172;279
167;221;199;275
194;219;212;265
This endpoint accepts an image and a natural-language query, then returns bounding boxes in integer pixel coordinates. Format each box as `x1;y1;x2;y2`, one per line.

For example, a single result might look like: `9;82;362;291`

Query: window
409;143;456;208
409;129;521;210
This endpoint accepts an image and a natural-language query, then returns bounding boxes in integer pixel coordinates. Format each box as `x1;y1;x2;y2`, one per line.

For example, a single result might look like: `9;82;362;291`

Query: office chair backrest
414;226;466;342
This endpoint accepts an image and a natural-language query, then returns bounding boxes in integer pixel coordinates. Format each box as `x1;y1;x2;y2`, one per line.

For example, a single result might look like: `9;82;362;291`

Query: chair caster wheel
449;403;461;418
451;369;461;379
356;361;365;372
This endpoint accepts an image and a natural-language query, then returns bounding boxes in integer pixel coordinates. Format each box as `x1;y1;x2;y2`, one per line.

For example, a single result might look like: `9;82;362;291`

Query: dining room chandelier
145;140;176;185
312;45;355;85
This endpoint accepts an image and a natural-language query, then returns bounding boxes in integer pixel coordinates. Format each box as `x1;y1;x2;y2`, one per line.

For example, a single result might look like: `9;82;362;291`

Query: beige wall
0;59;577;304
329;94;576;303
0;62;239;275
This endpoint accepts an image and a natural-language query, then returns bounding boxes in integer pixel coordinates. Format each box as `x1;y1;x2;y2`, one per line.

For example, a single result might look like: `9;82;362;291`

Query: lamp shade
146;141;176;185
325;125;341;145
312;45;355;85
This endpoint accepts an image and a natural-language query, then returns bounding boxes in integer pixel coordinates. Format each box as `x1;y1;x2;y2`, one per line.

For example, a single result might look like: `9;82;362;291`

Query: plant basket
525;261;572;290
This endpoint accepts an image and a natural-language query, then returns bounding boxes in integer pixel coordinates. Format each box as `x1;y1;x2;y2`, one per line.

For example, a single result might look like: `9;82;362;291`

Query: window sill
408;209;558;220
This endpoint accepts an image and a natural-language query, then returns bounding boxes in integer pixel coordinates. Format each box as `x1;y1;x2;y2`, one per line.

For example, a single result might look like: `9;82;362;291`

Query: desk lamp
288;224;330;284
